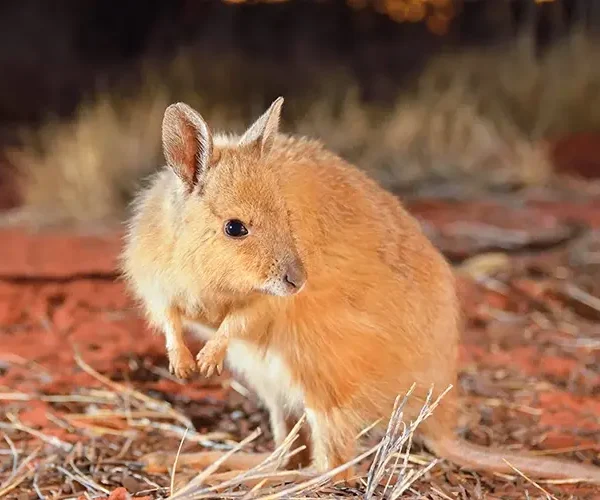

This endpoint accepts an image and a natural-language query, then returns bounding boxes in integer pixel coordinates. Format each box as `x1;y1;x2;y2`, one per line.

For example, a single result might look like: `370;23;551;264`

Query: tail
426;436;600;484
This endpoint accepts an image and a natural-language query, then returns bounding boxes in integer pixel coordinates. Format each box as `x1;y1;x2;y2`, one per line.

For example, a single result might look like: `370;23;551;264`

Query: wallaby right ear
239;97;284;157
162;102;213;192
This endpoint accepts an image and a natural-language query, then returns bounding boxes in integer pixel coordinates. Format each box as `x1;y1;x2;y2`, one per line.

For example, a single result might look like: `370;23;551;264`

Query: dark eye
224;219;248;238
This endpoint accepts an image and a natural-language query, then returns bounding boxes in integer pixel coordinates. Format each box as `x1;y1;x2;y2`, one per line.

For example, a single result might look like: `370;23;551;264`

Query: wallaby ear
162;102;213;192
239;97;284;156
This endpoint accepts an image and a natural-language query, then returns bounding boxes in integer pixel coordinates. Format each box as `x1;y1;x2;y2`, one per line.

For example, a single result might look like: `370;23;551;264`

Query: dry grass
418;31;600;140
4;89;168;229
167;385;450;499
0;347;450;499
6;30;600;228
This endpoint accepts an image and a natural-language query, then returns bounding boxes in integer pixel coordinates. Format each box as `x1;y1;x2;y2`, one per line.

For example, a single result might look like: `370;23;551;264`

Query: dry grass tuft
166;384;450;499
418;31;600;140
362;94;550;192
4;88;168;229
363;385;451;500
7;31;600;228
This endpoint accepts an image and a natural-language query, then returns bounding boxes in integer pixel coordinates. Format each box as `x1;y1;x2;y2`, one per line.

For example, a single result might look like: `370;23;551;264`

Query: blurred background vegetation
0;0;599;227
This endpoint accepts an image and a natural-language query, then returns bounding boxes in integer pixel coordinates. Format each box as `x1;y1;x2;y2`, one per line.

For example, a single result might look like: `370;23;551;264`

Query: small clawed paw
168;347;197;379
196;342;226;378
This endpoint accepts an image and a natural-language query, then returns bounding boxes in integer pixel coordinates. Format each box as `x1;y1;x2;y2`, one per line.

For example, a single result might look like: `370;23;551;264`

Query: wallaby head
161;97;306;297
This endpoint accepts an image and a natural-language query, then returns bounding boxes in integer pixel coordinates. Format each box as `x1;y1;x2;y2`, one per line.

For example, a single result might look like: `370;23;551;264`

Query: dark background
1;0;599;220
0;0;596;124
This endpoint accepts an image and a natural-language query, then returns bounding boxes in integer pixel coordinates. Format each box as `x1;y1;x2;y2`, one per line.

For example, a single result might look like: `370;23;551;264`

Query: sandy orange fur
122;98;600;485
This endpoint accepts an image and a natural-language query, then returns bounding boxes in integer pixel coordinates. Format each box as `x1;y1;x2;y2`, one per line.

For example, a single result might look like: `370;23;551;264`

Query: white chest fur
184;320;305;416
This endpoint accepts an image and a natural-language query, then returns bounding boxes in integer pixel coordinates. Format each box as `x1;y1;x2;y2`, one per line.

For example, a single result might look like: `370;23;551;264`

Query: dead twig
2;414;73;452
502;459;558;500
55;465;111;495
73;345;195;430
170;427;190;495
0;447;41;496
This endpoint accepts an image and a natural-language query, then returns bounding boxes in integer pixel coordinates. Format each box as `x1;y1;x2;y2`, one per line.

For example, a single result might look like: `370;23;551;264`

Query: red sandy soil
1;196;600;498
550;133;600;180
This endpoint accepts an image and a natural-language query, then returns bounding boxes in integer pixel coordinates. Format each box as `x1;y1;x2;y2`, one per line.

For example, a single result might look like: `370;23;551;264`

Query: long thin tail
427;437;600;484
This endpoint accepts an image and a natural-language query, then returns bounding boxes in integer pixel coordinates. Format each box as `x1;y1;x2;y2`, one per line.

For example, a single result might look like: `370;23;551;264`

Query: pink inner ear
164;111;198;187
178;118;199;185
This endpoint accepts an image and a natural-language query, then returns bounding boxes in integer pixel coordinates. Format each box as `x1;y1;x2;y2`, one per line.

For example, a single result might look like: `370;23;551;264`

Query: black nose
284;261;307;291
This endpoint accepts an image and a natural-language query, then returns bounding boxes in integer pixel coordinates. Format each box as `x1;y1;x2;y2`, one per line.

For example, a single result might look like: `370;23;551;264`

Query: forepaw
196;339;227;378
168;346;197;379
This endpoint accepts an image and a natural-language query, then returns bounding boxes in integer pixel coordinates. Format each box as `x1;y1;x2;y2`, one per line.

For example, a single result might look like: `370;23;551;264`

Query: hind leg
306;408;358;484
265;399;312;470
284;414;313;470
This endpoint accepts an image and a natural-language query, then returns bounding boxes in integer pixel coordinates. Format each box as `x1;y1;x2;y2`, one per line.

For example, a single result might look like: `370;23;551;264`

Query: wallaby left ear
162;102;213;193
239;97;284;156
